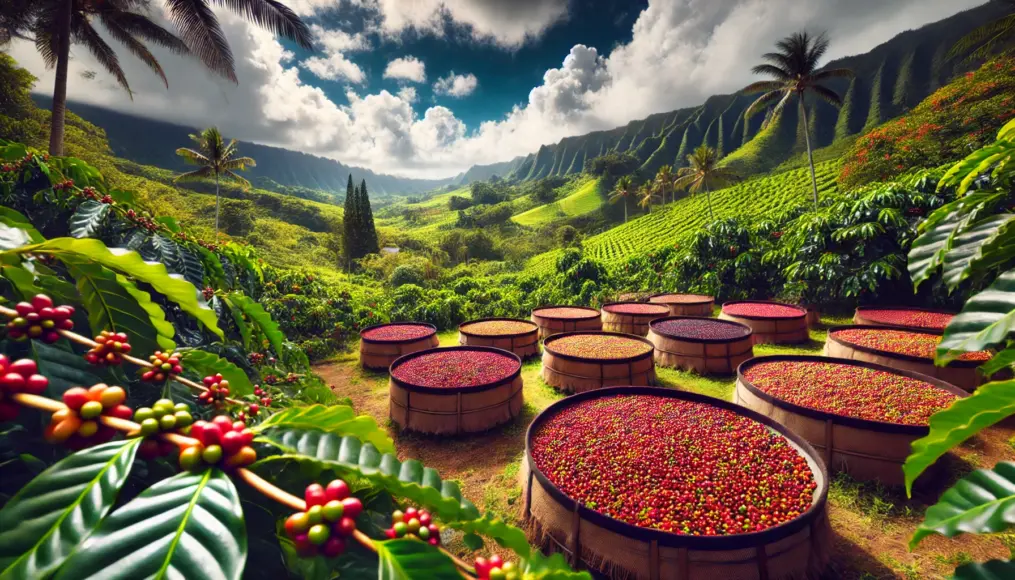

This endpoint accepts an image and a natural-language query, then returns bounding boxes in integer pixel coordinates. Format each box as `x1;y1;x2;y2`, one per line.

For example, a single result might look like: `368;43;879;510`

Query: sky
8;0;985;179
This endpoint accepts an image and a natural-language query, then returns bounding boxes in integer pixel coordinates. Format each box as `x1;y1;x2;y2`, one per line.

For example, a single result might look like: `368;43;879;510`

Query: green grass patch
511;177;601;226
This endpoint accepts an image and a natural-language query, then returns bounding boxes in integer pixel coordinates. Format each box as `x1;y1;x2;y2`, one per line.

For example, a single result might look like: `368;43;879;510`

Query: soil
315;329;1015;580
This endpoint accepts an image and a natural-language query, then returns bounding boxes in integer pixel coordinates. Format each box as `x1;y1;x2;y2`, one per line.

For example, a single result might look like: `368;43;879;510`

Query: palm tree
174;127;255;239
609;175;634;223
2;0;313;156
673;145;741;221
637;182;660;213
654;165;675;204
743;31;853;205
948;0;1015;62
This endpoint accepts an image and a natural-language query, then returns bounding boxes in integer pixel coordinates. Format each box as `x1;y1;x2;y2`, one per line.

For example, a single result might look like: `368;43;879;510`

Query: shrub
671;218;783;301
389;264;425;287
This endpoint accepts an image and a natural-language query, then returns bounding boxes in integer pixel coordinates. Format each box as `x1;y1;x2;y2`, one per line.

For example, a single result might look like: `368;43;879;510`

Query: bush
448;195;472;210
219;199;257;236
671;218;783;301
389;264;425;287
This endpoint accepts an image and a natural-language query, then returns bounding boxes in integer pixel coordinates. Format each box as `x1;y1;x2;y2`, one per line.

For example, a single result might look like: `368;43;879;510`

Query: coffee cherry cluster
126;211;161;232
198;374;230;406
143;351;182;383
52;179;75;191
85;331;132;366
6;295;74;343
135;398;194;436
253;385;273;408
202;287;215;301
249;352;265;365
475;556;518;580
179;416;256;471
0;356;49;421
47;384;131;448
383;506;441;545
284;480;362;559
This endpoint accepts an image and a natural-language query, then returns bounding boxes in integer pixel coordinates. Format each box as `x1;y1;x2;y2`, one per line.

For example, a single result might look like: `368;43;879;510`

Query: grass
511;177;601;226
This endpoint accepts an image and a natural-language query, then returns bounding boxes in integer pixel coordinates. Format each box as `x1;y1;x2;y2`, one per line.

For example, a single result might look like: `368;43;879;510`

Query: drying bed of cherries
652;318;750;341
546;334;652;359
391;350;520;388
723;303;805;318
360;324;435;341
857;308;954;330
460;320;537;336
532;307;598;319
530;395;817;536
603;303;670;316
742;361;957;426
832;328;991;362
650;294;712;304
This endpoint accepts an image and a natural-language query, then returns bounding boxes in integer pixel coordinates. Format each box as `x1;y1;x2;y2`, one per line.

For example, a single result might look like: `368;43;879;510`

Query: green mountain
485;2;1004;183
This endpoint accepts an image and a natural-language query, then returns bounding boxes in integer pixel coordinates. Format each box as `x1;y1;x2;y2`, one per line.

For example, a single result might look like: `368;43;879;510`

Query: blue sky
10;0;985;178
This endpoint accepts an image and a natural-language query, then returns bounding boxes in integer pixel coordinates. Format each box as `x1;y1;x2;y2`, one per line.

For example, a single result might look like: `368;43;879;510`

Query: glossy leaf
227;292;284;356
523;551;593;579
148;234;186;278
0;223;32;251
903;380;1015;495
54;469;246;580
908;193;995;289
63;255;175;356
938;269;1015;361
254;404;393;454
376;539;460;580
0;439;141;579
68;201;110;239
179;349;255;396
0;207;43;244
179;245;206;288
979;346;1015;376
221;295;252;350
252;430;480;523
30;341;108;397
195;244;228;288
952;559;1015;580
448;512;531;560
1;264;46;300
941;215;1015;290
910;461;1014;548
1;237;222;338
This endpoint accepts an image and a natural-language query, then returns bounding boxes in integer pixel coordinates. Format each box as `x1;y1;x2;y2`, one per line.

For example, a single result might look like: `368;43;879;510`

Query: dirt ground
315;328;1014;579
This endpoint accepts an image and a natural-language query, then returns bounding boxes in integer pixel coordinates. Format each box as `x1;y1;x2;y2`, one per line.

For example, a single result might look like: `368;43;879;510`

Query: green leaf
448;512;531;560
149;234;186;278
0;439;141;579
63;255;175;356
252;431;480;523
30;341;107;397
254;404;393;454
462;533;484;550
523;551;592;579
178;245;206;288
980;346;1015;376
227;292;284;356
910;461;1014;548
938;269;1015;361
221;295;253;351
55;469;246;580
904;381;1015;495
376;539;461;580
194;244;228;288
179;349;254;396
68;201;110;239
1;264;46;300
941;215;1015;290
2;237;222;338
0;207;43;244
0;223;32;251
155;216;181;233
952;559;1015;580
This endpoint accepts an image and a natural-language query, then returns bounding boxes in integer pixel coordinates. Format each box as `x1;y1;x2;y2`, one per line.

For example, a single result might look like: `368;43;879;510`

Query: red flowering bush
840;58;1015;188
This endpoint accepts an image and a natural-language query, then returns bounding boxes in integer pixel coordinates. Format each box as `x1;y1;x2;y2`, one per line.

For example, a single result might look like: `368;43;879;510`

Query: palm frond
744;90;783;119
32;0;61;68
750;63;791;80
164;0;237;82
806;32;830;71
221;156;256;170
811;67;855;82
810;84;844;108
760;51;794;71
174;166;215;182
75;19;132;96
101;10;190;55
175;147;210;165
217;0;313;50
741;80;786;95
672;174;698;191
222;169;251;189
99;14;168;87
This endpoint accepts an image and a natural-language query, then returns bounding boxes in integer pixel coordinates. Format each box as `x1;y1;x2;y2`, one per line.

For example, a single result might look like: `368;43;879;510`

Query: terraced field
526;160;842;273
511;177;601;226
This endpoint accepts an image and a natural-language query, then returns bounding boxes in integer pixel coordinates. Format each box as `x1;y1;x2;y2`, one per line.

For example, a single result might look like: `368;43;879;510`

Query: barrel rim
531;304;601;321
827;325;982;369
459;317;539;339
524;385;829;550
649;316;753;344
601;301;671;317
390;346;522;394
647;293;715;305
853;305;957;332
359;322;438;345
721;300;807;320
542;331;654;363
737;355;968;434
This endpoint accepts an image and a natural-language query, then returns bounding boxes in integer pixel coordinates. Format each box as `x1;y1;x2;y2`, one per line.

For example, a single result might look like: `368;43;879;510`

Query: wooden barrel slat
649;317;754;376
541;332;656;394
359;323;439;371
719;301;809;345
735;355;967;486
648;294;715;317
388;346;524;435
523;387;831;580
531;306;602;340
458;318;541;359
601;302;671;337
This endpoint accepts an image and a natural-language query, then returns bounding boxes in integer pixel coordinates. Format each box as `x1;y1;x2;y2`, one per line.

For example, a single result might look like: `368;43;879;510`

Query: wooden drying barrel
648;317;754;375
388;346;523;435
825;325;986;392
853;306;956;332
359;323;439;371
541;332;655;393
719;301;809;345
648;293;715;317
735;355;967;486
530;306;602;340
459;318;541;359
523;386;831;580
600;302;670;336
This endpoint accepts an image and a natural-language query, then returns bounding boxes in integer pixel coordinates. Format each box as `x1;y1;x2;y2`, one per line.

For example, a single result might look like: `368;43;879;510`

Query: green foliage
220;199;257;236
390;264;425;288
672;218;782;301
179;349;256;397
253;404;393;454
910;461;1015;548
376;539;460;580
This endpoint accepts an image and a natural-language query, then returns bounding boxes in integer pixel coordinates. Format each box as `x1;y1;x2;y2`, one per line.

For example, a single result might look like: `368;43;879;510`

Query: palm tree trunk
214;172;221;240
705;186;714;221
799;95;819;206
624;199;628;223
47;0;73;156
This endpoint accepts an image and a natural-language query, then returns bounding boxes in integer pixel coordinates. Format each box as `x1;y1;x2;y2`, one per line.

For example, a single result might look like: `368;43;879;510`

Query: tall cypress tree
343;174;359;268
360;179;380;255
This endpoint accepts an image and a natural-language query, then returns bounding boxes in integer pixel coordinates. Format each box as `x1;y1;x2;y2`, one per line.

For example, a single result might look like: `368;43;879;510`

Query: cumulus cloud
310;23;369;53
300;53;366;83
398;86;418;103
433;71;478;97
384;56;427;82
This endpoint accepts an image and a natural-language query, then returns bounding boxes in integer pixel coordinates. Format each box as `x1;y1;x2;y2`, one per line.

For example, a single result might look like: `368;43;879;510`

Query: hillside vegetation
511;177;601;226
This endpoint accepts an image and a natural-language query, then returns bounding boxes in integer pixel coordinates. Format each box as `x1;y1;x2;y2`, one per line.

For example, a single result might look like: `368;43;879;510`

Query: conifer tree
360;179;380;255
343;174;360;269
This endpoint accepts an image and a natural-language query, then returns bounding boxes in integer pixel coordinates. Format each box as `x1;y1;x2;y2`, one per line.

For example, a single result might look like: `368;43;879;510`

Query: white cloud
433;71;478;97
398;86;419;102
300;53;366;83
384;56;427;82
310;23;369;53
